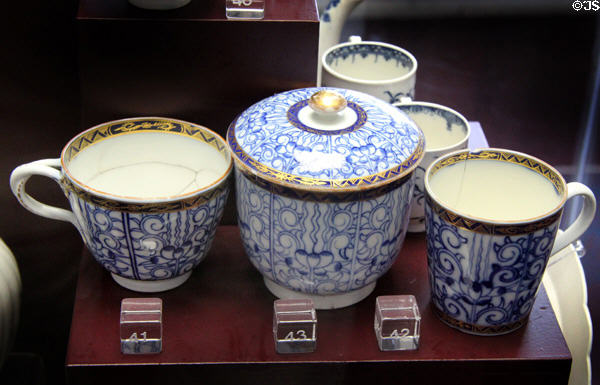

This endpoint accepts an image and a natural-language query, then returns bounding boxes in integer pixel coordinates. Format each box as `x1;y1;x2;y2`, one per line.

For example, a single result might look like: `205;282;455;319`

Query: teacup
10;117;232;292
424;149;596;335
321;36;417;103
394;100;470;232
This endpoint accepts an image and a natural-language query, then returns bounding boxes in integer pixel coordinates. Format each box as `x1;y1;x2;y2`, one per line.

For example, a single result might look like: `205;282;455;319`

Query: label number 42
390;328;410;337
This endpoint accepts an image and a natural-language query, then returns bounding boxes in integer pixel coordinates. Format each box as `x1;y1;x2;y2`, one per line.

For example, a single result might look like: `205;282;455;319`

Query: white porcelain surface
317;0;363;85
0;239;21;368
321;37;417;103
112;271;192;292
543;242;592;385
431;159;563;220
394;101;470;233
264;277;376;310
68;132;228;199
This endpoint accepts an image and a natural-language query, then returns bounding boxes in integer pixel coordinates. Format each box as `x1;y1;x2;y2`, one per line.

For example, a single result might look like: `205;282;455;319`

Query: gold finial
308;90;347;115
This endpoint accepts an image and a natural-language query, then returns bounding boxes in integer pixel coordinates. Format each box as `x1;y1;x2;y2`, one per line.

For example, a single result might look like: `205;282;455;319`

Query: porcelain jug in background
318;0;364;85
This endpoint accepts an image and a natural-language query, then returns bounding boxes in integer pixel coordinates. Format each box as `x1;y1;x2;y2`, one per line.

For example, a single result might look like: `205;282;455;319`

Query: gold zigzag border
61;118;231;213
227;119;425;193
429;150;565;195
426;149;565;235
239;167;412;202
64;119;227;163
426;194;563;235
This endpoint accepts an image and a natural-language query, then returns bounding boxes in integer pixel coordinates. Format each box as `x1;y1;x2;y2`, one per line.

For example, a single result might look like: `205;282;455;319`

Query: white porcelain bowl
0;238;21;368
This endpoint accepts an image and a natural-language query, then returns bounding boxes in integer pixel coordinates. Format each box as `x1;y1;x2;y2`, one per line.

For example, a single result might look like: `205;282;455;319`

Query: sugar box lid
227;87;424;193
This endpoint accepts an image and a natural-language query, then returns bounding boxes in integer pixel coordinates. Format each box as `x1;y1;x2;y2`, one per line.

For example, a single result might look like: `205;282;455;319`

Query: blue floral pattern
68;186;229;281
321;0;341;22
409;165;428;226
399;104;468;134
231;87;422;183
325;44;415;69
425;201;559;333
236;169;415;295
384;90;415;103
322;48;417;106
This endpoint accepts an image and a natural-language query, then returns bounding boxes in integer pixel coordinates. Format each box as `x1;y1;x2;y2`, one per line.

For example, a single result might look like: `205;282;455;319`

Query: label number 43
284;330;307;340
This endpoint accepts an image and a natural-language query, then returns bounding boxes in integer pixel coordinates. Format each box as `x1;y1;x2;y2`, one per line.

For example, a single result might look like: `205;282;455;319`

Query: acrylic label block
120;298;163;354
273;299;317;354
225;0;265;19
374;295;420;351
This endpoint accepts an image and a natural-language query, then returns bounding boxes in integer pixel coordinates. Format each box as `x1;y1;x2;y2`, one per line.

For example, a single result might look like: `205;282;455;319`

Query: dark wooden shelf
76;0;319;139
78;0;318;21
66;225;571;385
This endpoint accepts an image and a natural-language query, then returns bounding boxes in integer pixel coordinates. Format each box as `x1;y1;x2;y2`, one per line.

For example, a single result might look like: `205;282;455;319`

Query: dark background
0;0;599;384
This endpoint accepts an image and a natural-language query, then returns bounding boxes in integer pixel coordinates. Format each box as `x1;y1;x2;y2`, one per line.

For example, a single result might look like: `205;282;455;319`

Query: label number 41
128;332;147;342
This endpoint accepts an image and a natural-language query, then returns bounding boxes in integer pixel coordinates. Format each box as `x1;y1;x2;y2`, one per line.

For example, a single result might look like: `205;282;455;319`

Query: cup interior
425;149;566;223
323;42;416;83
61;118;232;202
395;103;469;152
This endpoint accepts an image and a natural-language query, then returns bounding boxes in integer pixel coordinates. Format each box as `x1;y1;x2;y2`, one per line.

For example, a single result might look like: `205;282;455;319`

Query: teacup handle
9;159;78;227
551;182;596;255
348;35;362;43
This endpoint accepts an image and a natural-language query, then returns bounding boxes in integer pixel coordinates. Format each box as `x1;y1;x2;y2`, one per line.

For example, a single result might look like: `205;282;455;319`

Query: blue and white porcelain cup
10;117;232;292
393;100;470;233
424;149;596;335
321;36;418;103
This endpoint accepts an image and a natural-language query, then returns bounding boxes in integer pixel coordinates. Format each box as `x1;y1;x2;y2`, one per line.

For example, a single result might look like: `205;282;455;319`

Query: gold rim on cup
60;117;233;213
424;148;567;235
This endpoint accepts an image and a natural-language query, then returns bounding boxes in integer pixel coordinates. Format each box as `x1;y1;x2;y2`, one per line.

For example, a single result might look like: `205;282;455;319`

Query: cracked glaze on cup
394;101;470;233
10;117;232;292
424;149;596;335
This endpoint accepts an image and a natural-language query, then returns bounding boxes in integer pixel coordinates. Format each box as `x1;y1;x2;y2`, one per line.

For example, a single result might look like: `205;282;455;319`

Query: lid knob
308;90;347;115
